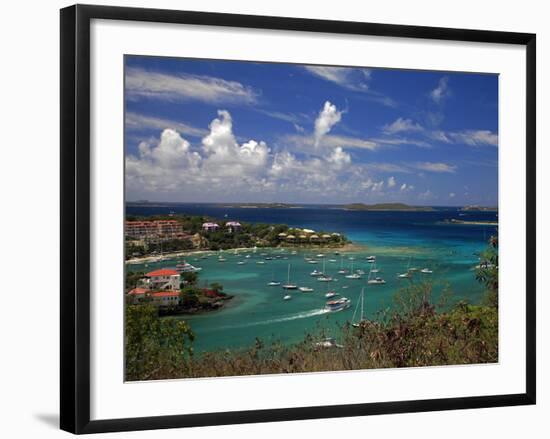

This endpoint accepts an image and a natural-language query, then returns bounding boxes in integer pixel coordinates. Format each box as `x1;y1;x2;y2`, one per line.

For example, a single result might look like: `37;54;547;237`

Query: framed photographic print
60;4;536;434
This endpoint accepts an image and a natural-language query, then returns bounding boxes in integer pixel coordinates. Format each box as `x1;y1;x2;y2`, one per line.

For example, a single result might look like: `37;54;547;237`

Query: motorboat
368;277;386;285
325;297;351;312
175;261;202;273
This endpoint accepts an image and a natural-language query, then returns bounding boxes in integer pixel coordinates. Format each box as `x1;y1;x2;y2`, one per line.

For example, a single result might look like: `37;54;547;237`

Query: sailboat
267;271;281;286
352;287;367;327
317;258;333;282
345;260;361;279
282;264;297;290
398;257;412;278
420;268;433;274
367;262;386;285
337;255;349;274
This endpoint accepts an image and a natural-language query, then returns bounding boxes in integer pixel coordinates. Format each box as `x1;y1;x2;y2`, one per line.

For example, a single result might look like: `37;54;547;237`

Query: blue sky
125;56;498;206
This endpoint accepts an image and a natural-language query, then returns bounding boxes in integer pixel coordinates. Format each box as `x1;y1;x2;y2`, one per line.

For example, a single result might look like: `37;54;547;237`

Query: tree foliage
125;305;194;381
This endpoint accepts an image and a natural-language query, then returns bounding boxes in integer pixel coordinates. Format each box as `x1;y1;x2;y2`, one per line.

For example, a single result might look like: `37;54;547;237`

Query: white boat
352;288;367;328
368;277;386;285
344;260;361;279
310;269;323;277
328;259;337;263
245;254;251;259
398;257;412;278
420;268;433;274
317;275;333;282
367;263;385;284
268;281;281;286
299;286;314;292
175;261;202;273
316;254;325;258
317;259;332;281
282;264;298;290
256;261;266;265
325;290;338;298
308;260;318;264
356;269;365;275
367;255;376;261
218;257;227;262
337;255;349;274
283;294;292;301
325;297;351;312
237;261;246;265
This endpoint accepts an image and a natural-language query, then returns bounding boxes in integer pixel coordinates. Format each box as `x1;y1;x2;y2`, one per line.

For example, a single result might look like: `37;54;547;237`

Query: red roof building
127;287;148;296
151;291;180;298
145;268;179;277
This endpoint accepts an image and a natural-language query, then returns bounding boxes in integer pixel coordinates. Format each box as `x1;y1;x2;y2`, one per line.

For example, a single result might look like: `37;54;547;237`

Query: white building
225;221;242;233
202;222;220;232
143;268;181;291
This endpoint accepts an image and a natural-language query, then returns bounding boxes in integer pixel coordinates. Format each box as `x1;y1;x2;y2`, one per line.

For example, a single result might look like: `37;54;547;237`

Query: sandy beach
125;243;366;265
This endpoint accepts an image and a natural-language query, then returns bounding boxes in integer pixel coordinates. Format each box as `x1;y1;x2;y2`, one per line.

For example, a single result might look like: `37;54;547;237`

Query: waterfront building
202;222;220;232
126;287;149;304
150;291;180;306
225;221;242;233
126;220;182;239
143;268;181;291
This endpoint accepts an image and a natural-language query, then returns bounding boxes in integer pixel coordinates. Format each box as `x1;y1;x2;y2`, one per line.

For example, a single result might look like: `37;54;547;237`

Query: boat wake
208;308;331;332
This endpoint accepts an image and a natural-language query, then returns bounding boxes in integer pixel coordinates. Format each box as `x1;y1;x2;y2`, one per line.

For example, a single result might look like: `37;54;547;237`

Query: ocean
126;204;498;354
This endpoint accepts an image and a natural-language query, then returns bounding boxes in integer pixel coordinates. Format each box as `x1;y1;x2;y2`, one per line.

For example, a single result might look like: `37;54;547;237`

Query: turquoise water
127;205;497;354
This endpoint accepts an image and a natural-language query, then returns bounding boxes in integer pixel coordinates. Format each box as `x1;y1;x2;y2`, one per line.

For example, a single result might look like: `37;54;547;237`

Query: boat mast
361;287;364;321
287;264;291;284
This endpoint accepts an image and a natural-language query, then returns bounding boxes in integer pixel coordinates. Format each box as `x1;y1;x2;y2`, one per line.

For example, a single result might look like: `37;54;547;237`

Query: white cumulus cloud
314;101;342;147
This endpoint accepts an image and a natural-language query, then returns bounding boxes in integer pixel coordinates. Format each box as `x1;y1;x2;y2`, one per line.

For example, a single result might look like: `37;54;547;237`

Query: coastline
445;220;498;226
126;242;366;265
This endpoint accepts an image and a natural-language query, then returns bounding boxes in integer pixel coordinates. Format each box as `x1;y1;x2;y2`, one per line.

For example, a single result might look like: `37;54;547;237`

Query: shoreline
444;219;498;226
126;242;367;265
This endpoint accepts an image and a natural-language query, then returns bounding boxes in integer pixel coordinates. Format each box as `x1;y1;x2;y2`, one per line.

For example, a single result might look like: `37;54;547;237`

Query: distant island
342;203;435;211
460;205;498;212
218;202;300;209
445;218;498;226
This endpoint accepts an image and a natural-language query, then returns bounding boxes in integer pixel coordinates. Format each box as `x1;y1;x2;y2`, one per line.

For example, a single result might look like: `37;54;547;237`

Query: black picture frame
60;4;536;434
